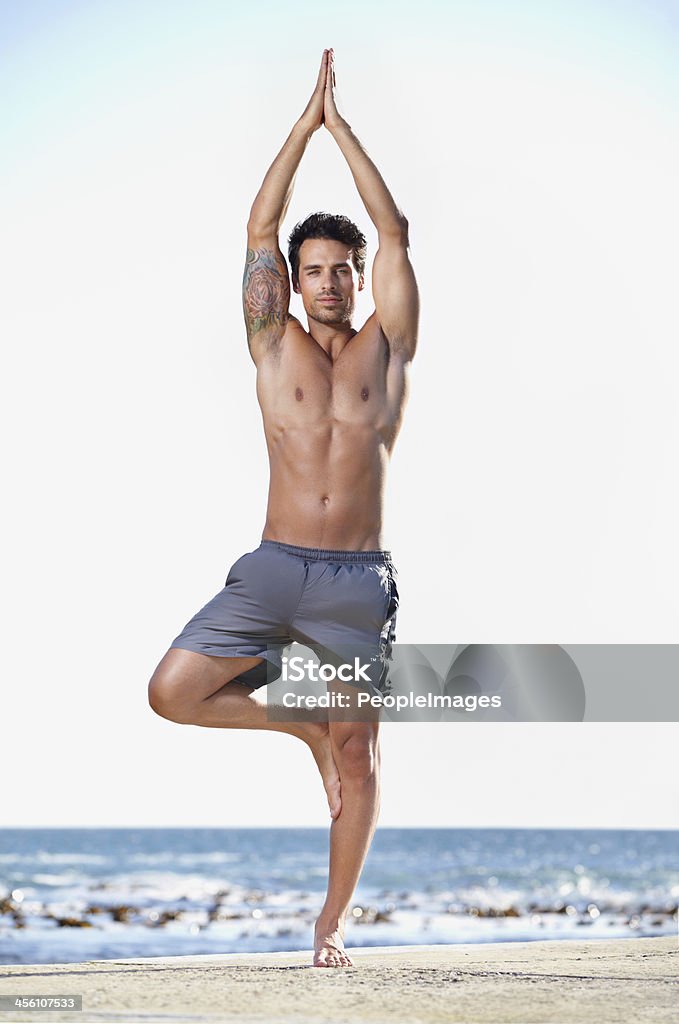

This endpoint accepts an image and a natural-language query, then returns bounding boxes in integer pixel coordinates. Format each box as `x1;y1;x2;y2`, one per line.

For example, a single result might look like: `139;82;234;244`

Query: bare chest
289;358;379;419
258;330;393;427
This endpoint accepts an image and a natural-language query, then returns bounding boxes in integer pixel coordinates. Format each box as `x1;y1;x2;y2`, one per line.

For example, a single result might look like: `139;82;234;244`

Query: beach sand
0;935;676;1023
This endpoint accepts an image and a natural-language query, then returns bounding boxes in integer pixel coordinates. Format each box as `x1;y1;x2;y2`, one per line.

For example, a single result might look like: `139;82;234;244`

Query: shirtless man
148;49;419;968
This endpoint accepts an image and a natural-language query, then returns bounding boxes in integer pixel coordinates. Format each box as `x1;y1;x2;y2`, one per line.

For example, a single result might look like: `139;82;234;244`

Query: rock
158;910;182;925
110;906;136;923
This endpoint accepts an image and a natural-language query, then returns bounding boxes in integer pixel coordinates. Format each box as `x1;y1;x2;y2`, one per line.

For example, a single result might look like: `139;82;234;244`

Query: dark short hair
288;213;367;282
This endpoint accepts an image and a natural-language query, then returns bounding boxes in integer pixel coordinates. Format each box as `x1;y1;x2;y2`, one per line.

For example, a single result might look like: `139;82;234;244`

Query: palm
300;50;329;133
324;51;342;127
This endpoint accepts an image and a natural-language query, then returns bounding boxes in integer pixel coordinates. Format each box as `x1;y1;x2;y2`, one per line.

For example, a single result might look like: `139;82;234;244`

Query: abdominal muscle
261;420;388;551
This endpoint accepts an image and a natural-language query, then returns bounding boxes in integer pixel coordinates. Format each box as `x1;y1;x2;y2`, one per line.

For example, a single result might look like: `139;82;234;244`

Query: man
148;49;419;968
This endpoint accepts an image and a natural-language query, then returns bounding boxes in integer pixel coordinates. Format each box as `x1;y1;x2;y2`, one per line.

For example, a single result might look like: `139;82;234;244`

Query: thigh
169;548;298;661
292;561;400;702
149;648;264;706
293;561;399;654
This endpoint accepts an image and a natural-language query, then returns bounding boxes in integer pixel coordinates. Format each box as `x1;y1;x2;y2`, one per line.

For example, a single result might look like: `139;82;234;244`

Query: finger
316;49;328;86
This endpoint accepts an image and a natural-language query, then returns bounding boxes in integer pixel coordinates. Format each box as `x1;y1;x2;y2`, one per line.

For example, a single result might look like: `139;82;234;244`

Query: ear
358;271;365;292
292;275;301;294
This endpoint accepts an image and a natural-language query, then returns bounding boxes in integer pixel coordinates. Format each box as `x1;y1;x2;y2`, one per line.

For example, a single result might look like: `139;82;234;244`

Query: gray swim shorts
169;540;399;692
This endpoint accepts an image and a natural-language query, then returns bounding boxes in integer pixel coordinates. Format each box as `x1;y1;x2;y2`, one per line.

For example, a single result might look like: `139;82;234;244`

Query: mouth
318;297;341;304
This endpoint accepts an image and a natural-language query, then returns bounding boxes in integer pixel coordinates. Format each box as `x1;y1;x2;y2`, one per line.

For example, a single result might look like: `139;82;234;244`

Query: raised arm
323;51;419;360
243;50;329;363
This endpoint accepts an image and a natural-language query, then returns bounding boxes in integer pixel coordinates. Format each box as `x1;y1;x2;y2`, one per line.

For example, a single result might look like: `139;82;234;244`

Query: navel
361;386;370;402
295;387;304;402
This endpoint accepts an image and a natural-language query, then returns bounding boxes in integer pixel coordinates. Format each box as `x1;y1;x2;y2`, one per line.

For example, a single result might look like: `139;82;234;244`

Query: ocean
0;828;676;964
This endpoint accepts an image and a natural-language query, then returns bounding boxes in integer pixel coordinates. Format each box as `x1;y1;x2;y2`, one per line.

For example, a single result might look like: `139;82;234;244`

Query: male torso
256;313;409;551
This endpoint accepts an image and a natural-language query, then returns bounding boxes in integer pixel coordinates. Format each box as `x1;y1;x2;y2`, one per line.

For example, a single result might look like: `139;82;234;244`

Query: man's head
288;213;366;326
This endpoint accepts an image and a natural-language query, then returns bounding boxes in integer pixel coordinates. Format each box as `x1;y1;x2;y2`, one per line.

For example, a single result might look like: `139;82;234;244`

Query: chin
315;308;343;323
319;304;353;322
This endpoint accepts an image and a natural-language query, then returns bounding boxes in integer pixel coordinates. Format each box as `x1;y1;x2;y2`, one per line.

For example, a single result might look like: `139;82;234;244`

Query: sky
1;0;678;828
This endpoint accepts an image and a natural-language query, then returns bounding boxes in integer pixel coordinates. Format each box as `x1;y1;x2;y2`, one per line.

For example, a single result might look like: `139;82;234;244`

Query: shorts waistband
260;540;393;564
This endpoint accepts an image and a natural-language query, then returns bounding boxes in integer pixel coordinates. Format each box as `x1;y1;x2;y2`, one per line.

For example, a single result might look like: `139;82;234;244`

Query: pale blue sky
2;0;678;827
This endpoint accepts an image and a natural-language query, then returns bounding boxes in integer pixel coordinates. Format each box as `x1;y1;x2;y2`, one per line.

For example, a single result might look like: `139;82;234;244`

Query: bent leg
149;648;270;727
148;648;342;818
313;713;381;967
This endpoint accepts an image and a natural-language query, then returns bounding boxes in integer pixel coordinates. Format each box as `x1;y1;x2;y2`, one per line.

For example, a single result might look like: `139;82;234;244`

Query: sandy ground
0;936;677;1024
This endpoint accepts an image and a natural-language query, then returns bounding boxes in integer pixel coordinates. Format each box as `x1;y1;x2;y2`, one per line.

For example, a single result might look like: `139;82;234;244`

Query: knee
147;669;193;724
334;732;379;783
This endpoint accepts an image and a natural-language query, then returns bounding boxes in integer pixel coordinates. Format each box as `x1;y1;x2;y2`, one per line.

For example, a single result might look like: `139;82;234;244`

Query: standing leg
313;715;381;967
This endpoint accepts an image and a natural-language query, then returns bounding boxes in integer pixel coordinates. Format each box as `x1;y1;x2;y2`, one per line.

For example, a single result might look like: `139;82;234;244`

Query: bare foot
296;721;342;819
313;920;353;968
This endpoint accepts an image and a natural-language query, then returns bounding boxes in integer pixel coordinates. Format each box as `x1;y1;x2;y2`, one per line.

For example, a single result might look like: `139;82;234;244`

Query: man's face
293;237;364;326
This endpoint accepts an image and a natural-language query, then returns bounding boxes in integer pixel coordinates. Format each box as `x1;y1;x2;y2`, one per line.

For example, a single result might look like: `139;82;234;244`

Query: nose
319;271;340;293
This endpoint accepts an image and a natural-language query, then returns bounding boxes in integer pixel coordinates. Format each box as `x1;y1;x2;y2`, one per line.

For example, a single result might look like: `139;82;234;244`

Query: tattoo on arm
242;247;291;349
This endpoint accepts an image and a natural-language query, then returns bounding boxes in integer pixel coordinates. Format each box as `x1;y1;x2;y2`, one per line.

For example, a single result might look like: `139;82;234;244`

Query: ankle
315;909;347;933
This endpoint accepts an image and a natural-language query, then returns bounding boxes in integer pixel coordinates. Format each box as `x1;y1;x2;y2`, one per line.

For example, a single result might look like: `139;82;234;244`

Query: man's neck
307;320;357;361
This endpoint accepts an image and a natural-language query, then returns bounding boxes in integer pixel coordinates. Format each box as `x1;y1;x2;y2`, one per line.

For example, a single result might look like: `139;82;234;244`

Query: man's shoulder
359;311;409;359
358;311;387;341
283;314;307;335
250;314;306;365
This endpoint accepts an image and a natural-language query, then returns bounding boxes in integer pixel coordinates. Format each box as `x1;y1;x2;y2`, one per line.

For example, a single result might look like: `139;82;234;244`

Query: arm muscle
372;229;419;360
242;242;291;361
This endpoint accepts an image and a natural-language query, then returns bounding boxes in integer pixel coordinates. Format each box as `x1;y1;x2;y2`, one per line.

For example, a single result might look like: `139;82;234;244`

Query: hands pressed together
299;48;345;136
